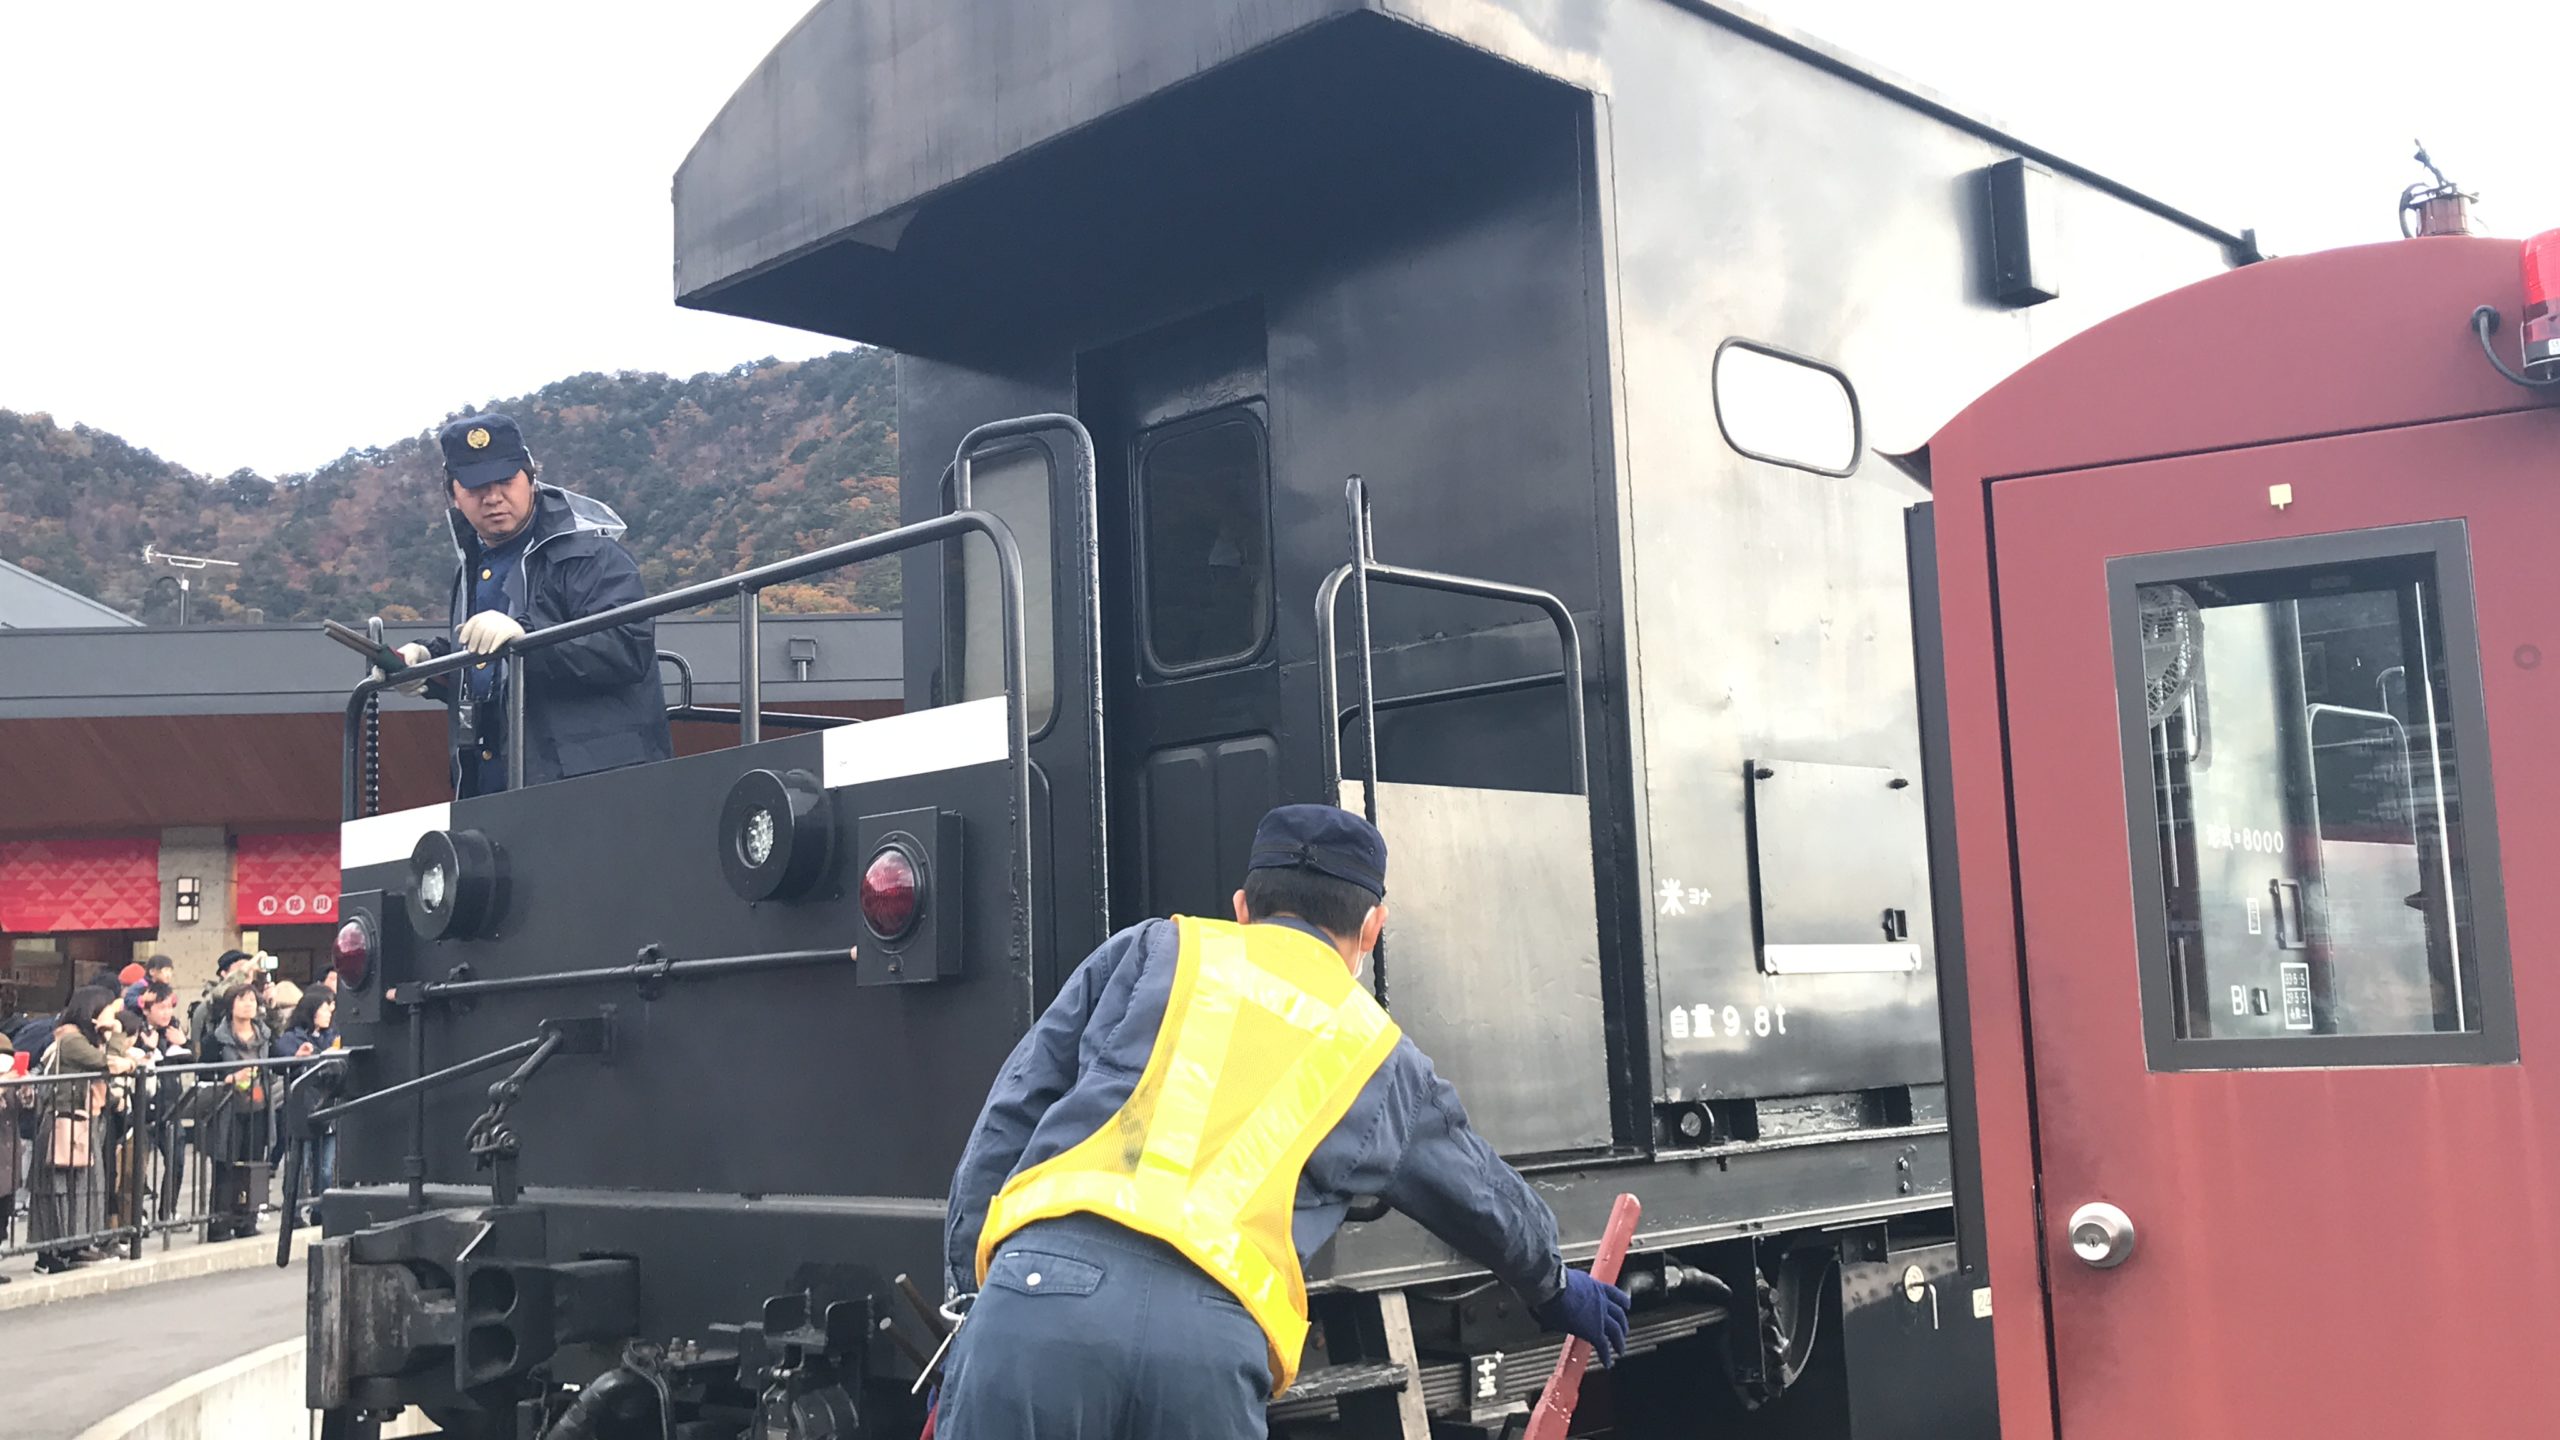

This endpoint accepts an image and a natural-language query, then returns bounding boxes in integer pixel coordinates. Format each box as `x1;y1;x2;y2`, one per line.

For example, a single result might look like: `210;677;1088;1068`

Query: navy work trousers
939;1214;1273;1439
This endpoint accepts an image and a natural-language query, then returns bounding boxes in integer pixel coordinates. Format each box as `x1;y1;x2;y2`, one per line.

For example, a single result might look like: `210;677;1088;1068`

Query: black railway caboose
309;3;2252;1436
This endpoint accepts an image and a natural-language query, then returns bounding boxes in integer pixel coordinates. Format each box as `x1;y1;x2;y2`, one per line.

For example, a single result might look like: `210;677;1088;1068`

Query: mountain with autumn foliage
0;348;900;626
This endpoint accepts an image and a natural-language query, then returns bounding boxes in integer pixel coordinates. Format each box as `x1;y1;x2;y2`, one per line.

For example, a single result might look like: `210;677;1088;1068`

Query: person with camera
199;982;275;1242
119;981;194;1217
188;949;262;1060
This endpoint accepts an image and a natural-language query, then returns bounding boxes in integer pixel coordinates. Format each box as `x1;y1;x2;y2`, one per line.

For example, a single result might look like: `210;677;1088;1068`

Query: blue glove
1530;1269;1632;1367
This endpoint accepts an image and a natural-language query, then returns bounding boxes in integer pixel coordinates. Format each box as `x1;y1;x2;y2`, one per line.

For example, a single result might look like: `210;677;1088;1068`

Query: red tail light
333;915;373;992
860;846;922;940
2524;228;2559;380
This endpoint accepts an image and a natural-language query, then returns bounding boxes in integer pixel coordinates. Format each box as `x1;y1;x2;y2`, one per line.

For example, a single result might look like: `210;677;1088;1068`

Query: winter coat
273;1026;336;1059
187;991;227;1063
198;1021;274;1164
0;1042;20;1199
275;1027;346;1130
0;1095;18;1197
424;484;672;796
41;1026;114;1113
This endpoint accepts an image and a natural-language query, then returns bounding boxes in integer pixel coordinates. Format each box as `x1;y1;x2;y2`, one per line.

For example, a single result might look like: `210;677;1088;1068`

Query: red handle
1520;1192;1641;1440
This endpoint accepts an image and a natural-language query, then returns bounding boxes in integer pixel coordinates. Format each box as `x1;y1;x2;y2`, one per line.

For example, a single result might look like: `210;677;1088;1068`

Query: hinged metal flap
1747;760;1931;975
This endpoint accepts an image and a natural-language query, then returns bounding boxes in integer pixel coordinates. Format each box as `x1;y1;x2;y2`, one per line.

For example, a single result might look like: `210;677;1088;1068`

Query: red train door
1991;409;2557;1437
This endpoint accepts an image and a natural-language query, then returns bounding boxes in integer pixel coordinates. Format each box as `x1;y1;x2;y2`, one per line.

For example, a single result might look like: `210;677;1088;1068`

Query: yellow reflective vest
975;916;1403;1393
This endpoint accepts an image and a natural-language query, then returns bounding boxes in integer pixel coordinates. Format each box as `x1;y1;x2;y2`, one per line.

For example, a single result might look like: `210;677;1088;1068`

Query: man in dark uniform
937;804;1630;1438
386;414;671;797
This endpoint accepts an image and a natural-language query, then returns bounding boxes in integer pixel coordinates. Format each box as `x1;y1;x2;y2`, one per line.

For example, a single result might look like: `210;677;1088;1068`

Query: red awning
234;831;339;925
0;837;161;933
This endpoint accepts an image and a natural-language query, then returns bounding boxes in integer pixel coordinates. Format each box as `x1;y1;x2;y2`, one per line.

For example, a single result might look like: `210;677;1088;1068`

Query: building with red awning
0;613;899;1018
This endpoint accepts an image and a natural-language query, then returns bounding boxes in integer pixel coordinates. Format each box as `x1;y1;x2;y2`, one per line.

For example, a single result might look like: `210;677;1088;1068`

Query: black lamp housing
408;829;509;942
719;768;835;903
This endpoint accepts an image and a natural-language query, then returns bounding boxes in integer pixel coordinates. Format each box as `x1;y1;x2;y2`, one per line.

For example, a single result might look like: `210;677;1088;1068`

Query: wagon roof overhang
672;0;2247;327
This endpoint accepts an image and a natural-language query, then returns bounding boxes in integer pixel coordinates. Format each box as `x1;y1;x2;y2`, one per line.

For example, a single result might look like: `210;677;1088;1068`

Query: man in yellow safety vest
936;804;1630;1437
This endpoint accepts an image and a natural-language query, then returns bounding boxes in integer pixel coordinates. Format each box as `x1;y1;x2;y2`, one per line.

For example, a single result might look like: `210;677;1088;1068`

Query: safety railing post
944;412;1109;950
124;1113;144;1260
362;617;387;818
1313;479;1597;1013
739;584;763;745
507;653;530;792
1347;477;1382;826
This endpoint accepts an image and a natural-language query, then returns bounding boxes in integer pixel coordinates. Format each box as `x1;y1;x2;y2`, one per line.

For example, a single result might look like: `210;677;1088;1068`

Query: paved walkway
0;1259;306;1438
1;1228;305;1311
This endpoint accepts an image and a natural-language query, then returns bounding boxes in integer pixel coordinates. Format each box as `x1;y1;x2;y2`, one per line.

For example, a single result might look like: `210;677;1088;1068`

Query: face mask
1352;907;1384;978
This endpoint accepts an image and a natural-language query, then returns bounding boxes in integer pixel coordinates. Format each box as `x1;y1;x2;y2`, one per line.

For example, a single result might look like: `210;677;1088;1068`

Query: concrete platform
68;1340;436;1440
0;1231;307;1313
0;1259;306;1439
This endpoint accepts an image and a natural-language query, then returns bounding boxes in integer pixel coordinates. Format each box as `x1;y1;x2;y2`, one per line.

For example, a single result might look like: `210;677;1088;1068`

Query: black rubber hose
1622;1261;1735;1308
538;1365;664;1440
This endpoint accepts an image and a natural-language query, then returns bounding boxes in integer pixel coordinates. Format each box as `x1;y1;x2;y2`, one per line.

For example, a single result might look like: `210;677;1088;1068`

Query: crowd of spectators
0;950;343;1280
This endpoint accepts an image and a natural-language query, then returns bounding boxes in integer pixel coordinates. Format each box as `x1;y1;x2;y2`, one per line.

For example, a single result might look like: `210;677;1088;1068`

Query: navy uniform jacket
944;917;1567;1309
421;485;673;796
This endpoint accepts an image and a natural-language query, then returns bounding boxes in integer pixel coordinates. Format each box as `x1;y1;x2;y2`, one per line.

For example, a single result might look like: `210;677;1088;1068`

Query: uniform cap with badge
438;412;534;489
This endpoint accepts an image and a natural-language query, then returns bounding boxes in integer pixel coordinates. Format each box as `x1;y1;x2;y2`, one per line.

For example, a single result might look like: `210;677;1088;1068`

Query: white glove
371;643;435;695
456;612;527;656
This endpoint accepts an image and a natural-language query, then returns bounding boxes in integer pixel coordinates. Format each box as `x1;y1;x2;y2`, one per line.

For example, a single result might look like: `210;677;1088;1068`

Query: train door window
949;441;1057;734
2109;521;2516;1069
1136;407;1271;676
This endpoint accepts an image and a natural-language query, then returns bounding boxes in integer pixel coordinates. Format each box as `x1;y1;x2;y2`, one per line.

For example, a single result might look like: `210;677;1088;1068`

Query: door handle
2270;879;2307;949
2066;1201;2138;1269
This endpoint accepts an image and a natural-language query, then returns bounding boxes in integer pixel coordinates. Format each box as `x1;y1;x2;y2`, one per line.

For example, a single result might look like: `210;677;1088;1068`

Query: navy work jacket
944;917;1568;1308
424;485;673;796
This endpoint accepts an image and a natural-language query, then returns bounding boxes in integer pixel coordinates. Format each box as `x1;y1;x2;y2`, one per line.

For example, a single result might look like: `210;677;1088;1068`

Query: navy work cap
438;413;534;489
1248;804;1388;899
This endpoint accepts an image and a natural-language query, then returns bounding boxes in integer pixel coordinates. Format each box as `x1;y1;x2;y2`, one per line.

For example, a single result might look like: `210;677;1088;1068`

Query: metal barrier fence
0;1050;357;1268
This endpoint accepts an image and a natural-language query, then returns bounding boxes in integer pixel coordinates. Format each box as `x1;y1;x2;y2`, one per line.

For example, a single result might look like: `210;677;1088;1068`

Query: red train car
1928;232;2560;1438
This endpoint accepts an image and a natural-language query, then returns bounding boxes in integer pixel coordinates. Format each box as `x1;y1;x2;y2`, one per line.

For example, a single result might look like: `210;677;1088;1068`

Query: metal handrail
337;505;1036;998
951;413;1088;512
0;1048;373;1089
273;1052;357;1267
1314;479;1590;798
307;1035;544;1126
659;648;851;731
1333;670;1570;732
666;704;853;731
343;508;1024;800
947;412;1112;952
405;943;845;1002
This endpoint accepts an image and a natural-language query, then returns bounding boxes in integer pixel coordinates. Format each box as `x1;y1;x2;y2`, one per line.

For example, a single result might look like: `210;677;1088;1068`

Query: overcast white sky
0;2;2545;479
